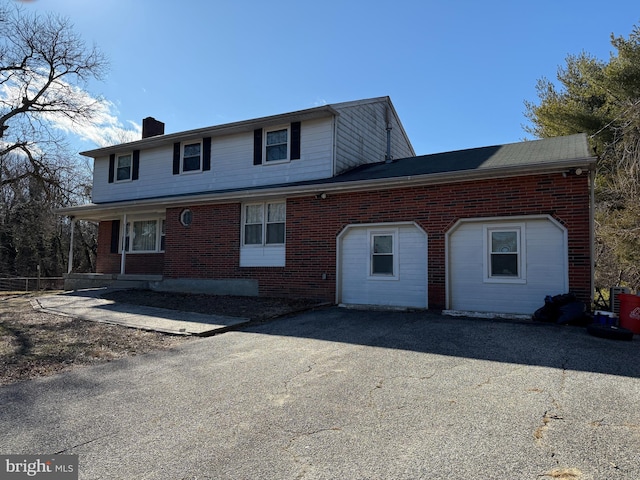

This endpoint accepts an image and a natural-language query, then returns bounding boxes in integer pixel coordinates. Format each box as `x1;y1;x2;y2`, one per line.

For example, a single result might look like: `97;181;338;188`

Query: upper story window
182;141;202;173
253;122;301;165
172;138;211;175
243;201;286;246
108;150;139;183
265;126;290;163
116;154;132;182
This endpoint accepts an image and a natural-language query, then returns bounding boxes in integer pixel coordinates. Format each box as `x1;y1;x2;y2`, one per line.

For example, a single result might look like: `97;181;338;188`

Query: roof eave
58;156;596;221
80;105;340;158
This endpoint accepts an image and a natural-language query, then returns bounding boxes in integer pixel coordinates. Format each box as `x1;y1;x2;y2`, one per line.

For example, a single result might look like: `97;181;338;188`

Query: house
59;96;596;316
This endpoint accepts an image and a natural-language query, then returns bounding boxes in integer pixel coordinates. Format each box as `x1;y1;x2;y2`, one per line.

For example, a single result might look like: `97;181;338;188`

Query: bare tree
0;2;108;195
0;2;108;276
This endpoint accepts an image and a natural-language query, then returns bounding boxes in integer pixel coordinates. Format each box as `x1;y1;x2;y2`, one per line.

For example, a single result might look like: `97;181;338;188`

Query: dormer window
116;153;132;182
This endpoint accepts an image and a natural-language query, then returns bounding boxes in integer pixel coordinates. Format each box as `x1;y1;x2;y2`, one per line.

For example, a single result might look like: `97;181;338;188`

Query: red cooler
617;293;640;334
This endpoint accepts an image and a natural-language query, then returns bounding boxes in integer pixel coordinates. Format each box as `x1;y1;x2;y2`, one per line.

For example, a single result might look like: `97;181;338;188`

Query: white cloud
0;72;141;149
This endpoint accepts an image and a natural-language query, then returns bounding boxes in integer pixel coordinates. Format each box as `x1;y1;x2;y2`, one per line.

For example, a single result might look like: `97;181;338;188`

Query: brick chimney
142;117;165;138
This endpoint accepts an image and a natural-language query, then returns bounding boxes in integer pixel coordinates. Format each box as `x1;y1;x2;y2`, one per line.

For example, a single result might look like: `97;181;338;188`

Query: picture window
122;217;166;253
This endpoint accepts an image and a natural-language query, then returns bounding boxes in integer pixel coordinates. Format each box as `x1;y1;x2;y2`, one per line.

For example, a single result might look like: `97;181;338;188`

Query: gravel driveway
1;307;639;479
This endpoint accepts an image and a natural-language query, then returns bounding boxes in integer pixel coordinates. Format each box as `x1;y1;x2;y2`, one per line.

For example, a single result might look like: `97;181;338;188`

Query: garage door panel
340;224;427;308
449;218;567;314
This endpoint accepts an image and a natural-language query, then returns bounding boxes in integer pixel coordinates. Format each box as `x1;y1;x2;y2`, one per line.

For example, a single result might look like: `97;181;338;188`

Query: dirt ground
100;289;320;321
0;290;321;386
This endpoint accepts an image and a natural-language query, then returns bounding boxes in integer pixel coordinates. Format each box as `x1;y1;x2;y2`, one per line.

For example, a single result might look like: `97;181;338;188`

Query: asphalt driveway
1;307;639;479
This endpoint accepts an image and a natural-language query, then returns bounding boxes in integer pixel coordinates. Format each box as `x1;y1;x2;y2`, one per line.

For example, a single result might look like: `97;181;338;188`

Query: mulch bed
100;289;323;321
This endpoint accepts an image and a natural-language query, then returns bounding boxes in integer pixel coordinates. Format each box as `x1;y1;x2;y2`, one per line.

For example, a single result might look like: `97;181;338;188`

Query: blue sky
19;0;640;156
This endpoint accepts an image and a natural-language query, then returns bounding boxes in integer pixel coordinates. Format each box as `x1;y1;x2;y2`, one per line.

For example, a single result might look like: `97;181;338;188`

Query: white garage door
448;216;568;314
338;223;427;308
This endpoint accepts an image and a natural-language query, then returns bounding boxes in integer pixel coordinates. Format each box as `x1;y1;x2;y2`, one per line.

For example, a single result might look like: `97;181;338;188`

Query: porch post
120;214;127;275
67;216;75;274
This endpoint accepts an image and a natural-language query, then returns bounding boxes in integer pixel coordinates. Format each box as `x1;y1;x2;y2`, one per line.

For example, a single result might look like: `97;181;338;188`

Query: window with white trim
264;126;290;163
116;153;132;182
369;229;398;279
484;224;526;283
243;202;285;245
182;141;202;172
123;217;166;253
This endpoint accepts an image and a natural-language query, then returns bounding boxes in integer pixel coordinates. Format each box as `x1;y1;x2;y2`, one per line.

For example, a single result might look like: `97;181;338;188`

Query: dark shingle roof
330;133;594;183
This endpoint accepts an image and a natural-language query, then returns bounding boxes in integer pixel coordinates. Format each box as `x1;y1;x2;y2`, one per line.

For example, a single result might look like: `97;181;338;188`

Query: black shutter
173;142;181;175
108;154;115;183
132;150;140;180
291;121;301;160
202;137;211;171
253;129;262;165
110;220;120;253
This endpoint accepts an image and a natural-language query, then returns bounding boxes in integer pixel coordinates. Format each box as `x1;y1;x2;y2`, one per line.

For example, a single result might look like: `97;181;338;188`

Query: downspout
385;107;392;163
331;115;337;177
67;217;75;274
120;214;127;275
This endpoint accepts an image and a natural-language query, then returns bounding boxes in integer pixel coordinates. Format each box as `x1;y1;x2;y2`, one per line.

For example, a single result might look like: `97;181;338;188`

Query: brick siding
95;172;591;309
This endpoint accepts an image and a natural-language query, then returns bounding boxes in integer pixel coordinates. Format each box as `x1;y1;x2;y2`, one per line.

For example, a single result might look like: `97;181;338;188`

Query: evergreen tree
525;24;640;290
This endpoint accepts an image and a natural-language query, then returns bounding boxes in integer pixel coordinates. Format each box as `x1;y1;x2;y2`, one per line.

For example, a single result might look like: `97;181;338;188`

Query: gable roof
80;96;403;158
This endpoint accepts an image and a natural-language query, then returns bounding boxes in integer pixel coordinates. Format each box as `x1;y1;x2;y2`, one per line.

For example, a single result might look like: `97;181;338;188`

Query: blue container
594;310;618;326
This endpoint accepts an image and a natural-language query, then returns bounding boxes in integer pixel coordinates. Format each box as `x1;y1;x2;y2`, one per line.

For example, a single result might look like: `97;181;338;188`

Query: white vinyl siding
92;118;334;203
448;217;567;315
333;99;414;174
339;223;427;308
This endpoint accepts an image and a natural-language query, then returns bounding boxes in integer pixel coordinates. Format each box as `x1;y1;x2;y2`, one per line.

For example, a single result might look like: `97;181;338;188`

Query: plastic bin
593;310;617;326
617;293;640;334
